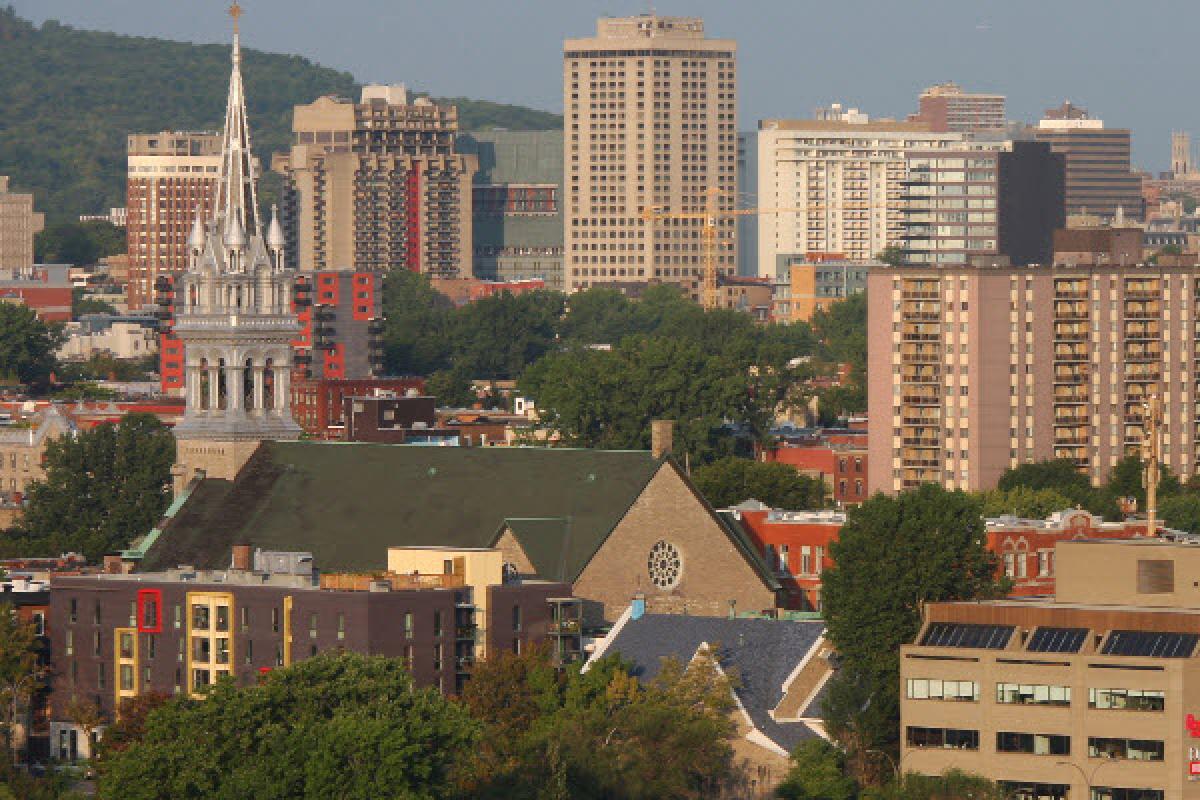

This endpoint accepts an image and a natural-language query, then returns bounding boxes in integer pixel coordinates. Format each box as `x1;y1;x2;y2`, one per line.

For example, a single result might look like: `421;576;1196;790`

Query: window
192;669;211;688
434;643;443;671
996;683;1071;706
32;612;44;636
337;613;345;641
119;632;134;660
65;630;73;656
1088;738;1164;761
996;732;1070;755
1002;782;1069;800
906;678;978;701
215;606;229;632
192;638;211;663
779;545;789;572
800;546;812;575
308;612;318;639
97;662;106;690
69;598;77;624
512;605;522;632
173;605;182;629
240;607;250;633
244;640;253;665
120;664;134;691
93;631;101;657
271;607;280;633
1091;790;1164;800
433;611;442;638
93;601;101;625
143;666;152;687
191;605;210;631
404;612;414;639
1089;688;1165;711
905;726;978;750
215;638;230;664
129;601;137;627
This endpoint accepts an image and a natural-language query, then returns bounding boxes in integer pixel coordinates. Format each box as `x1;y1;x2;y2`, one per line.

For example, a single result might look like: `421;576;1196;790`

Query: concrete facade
909;82;1006;133
0;177;43;272
563;15;737;297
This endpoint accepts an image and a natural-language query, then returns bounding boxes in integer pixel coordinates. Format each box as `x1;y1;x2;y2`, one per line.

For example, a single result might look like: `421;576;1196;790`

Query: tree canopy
8;414;175;560
692;456;827;510
35;221;124;266
96;653;478;800
0;305;63;387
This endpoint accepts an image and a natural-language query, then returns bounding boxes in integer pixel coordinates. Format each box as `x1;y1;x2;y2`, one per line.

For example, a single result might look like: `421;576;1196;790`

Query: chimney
102;555;123;574
651;419;674;459
231;544;252;572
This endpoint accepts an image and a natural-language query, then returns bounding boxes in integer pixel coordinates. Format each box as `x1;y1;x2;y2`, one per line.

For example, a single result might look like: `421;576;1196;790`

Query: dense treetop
0;8;561;223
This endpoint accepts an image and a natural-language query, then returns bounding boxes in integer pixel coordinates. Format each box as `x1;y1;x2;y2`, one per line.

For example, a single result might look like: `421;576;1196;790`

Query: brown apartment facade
563;15;737;299
902;536;1200;800
275;85;476;277
869;264;1200;493
909;82;1006;134
1035;102;1144;222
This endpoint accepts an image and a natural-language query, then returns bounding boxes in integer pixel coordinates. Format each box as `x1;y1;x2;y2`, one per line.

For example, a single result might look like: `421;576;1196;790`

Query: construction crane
641;188;808;311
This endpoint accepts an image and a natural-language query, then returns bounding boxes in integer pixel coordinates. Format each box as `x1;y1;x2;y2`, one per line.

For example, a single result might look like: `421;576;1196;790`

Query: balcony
1053;301;1088;320
1054;415;1089;426
1054;345;1088;362
902;393;941;406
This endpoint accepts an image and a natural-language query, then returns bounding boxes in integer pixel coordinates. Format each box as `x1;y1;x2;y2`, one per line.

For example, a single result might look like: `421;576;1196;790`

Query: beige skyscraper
0;176;44;271
563;15;737;298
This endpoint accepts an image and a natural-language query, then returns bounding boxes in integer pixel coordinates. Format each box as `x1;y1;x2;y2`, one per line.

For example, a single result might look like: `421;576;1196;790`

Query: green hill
0;8;562;224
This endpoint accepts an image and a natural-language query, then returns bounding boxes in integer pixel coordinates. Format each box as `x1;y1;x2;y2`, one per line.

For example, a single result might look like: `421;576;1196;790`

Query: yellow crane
640;187;817;311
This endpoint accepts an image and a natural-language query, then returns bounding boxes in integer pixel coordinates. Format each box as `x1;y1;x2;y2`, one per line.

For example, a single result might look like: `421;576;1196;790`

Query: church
150;9;783;628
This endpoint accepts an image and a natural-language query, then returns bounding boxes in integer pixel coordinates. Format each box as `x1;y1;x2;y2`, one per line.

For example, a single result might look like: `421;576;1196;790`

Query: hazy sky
13;0;1196;170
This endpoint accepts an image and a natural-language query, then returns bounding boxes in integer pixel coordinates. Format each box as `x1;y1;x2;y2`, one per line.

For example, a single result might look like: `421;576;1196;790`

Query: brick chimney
651;420;674;459
231;544;253;572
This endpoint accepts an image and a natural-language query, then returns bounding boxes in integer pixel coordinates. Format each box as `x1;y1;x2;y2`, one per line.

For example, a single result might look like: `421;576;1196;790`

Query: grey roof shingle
598;613;827;753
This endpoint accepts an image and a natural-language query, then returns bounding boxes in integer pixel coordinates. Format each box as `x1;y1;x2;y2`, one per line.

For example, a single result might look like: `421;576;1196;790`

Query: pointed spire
267;204;285;250
213;1;260;241
224;212;248;250
188;209;206;251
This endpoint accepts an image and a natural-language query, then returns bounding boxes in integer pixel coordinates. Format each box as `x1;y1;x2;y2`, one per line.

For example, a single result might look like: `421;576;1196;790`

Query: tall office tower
1172;131;1193;177
0;176;44;271
735;131;757;276
125;132;222;308
1034;101;1143;221
276;85;477;276
868;264;1200;495
908;82;1006;133
456;131;565;290
563;15;737;298
901;140;1064;267
754;115;962;278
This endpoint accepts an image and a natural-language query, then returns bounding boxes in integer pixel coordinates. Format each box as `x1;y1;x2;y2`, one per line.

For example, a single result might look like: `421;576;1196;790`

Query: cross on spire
229;2;242;31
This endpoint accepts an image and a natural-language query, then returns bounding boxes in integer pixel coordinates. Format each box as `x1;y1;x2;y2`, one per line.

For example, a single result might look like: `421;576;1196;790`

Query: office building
901;140;1065;267
0;177;44;271
901;535;1200;800
1035;102;1143;222
754;116;962;277
456;131;564;291
868;263;1200;493
47;545;578;759
563;15;737;297
276;85;476;277
125;132;221;309
736;131;758;276
908;82;1006;133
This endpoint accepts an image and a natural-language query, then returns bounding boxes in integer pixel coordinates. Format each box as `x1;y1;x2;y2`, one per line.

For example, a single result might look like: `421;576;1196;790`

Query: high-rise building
0;176;44;271
125;132;221;308
908;82;1006;133
868;264;1200;494
455;131;564;290
276;85;477;277
171;9;301;487
563;15;737;298
754;115;962;277
1034;102;1143;221
1173;131;1193;177
901;140;1065;267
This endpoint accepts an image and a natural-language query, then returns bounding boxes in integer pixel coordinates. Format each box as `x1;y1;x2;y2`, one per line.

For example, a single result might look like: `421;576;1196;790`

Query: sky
13;0;1198;171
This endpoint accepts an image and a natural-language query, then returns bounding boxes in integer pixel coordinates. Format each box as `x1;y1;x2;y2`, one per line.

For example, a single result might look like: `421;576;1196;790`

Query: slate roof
597;613;827;752
142;441;664;573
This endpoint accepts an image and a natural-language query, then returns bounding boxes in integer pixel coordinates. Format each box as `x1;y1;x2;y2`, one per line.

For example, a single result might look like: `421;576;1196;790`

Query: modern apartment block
0;177;44;272
901;140;1065;267
868;264;1200;493
291;271;384;382
754;115;962;278
276;85;477;276
563;15;737;298
901;536;1200;800
908;82;1006;133
125;132;221;309
772;256;871;322
456;131;565;291
47;545;579;760
1035;102;1144;222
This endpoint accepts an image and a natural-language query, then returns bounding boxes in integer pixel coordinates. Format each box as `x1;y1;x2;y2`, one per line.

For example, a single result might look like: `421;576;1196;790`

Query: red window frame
137;588;163;633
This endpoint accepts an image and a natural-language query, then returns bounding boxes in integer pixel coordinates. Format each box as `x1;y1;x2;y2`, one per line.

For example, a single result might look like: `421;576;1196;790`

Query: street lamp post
1056;758;1115;799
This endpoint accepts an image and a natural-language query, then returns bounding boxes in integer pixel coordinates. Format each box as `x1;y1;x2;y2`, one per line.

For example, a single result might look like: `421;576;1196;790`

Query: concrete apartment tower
1172;131;1193;178
276;85;476;277
908;82;1006;133
0;177;44;270
563;15;737;299
124;131;221;308
172;6;301;488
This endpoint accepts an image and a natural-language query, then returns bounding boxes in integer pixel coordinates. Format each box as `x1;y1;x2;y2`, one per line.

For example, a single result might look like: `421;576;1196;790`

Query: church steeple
214;1;260;244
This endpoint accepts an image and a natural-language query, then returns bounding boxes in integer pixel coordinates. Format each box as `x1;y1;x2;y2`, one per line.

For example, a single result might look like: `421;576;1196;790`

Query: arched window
217;358;227;410
244;358;255;410
188;283;198;310
263;358;275;411
198;358;210;410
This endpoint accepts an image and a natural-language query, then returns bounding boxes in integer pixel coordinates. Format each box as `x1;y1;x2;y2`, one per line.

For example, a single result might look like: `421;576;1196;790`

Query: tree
0;304;63;387
35;221;124;265
1160;493;1200;533
380;270;455;376
425;365;477;408
876;246;904;267
998;458;1091;496
820;486;1004;775
93;692;169;764
96;653;478;800
978;486;1075;519
692;457;827;510
71;289;118;318
0;604;43;765
774;739;857;800
862;769;1007;800
15;414;175;560
64;696;105;762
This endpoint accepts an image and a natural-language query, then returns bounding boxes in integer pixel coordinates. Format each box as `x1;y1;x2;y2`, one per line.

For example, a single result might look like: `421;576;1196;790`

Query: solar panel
1027;627;1089;653
1101;630;1199;658
920;622;1014;650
